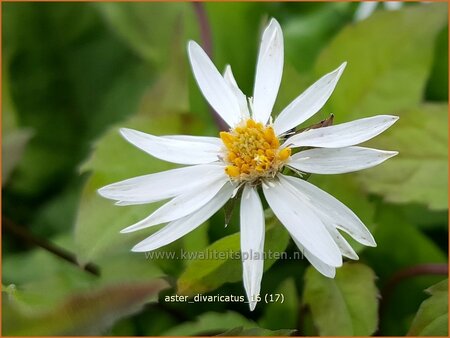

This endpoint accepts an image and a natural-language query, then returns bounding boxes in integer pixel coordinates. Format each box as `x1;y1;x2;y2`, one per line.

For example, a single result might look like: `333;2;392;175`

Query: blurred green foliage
408;279;448;336
303;263;378;336
2;2;448;336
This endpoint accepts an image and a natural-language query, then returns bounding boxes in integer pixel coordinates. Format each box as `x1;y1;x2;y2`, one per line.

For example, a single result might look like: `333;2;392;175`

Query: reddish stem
3;217;100;276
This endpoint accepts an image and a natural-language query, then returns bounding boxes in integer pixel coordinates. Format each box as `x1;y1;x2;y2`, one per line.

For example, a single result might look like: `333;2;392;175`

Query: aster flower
98;18;398;311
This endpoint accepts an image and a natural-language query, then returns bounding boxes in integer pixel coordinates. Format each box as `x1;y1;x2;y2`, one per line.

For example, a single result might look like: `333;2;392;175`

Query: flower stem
381;263;448;306
192;2;228;131
3;217;100;276
192;2;213;59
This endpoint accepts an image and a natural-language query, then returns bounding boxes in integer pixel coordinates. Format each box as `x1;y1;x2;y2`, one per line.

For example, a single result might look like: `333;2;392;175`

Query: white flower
98;18;398;311
354;1;403;21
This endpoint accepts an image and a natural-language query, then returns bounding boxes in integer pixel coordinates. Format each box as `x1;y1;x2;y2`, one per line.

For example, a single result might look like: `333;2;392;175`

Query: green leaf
2;53;33;185
2;128;33;185
366;204;446;281
400;203;448;230
177;211;290;295
357;103;448;210
2;57;18;133
316;3;447;120
303;263;379;336
162;311;255;336
3;280;168;336
284;3;352;73
259;278;299;330
408;279;448;336
2;236;94;313
425;26;448;101
218;327;295;336
97;252;165;287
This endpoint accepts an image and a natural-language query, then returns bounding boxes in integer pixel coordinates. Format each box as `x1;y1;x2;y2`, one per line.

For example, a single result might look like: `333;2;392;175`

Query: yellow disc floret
220;119;291;182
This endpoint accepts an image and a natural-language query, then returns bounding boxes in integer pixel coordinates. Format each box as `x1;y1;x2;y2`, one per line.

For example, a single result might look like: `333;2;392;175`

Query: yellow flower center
220;119;291;182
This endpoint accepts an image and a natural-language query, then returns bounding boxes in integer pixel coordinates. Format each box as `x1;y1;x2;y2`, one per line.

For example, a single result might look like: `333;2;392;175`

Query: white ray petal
323;224;359;260
98;164;226;205
121;177;229;233
284;115;399;148
281;175;359;260
164;135;222;146
120;128;221;165
188;41;241;127
289;146;398;174
274;62;346;135
354;1;378;21
132;183;234;252
252;18;284;125
263;178;342;267
223;65;250;118
307;204;360;260
240;185;265;311
292;238;336;278
280;174;376;246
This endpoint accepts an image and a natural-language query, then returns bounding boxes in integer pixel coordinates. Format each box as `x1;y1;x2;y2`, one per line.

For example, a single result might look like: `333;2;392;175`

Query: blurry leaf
316;4;447;120
2;54;33;185
109;319;136;336
135;308;178;336
400;203;448;230
3;280;168;336
259;278;299;330
2;236;94;313
425;26;448;101
218;327;295;336
2;129;33;185
284;3;352;72
182;225;210;254
95;2;195;67
408;279;448;336
2;54;18;133
177;212;290;295
30;183;82;237
97;252;165;287
358;103;448;210
303;263;378;336
366;203;446;279
162;311;255;336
